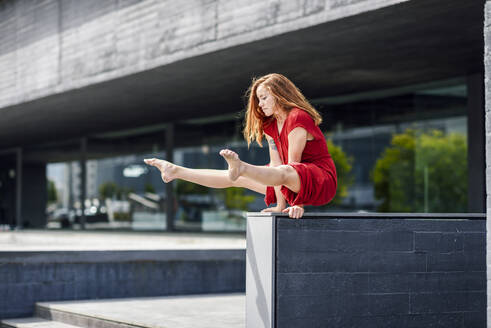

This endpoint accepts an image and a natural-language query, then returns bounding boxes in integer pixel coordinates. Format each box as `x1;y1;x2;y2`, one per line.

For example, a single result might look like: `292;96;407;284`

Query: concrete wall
485;2;491;325
246;213;486;328
0;0;406;110
0;249;245;319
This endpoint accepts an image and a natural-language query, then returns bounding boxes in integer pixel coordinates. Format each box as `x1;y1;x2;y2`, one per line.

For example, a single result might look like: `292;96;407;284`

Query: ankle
171;164;180;178
239;161;249;177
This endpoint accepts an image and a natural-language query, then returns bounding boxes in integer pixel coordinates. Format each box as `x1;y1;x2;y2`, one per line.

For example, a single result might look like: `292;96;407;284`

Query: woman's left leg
143;158;267;195
219;149;301;193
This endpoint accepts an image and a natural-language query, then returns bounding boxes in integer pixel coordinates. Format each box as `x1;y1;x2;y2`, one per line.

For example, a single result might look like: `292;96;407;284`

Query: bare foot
219;149;244;181
144;158;177;183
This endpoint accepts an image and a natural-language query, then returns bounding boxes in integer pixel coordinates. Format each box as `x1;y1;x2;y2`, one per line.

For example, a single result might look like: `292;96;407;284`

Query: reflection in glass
319;82;468;213
46;80;470;230
372;128;467;212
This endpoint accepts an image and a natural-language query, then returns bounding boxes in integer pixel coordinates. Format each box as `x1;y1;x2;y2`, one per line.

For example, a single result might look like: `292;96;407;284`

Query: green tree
47;179;58;204
99;182;119;200
98;182;133;200
372;129;467;212
324;138;354;206
144;183;156;194
175;180;208;195
218;187;256;211
117;186;134;200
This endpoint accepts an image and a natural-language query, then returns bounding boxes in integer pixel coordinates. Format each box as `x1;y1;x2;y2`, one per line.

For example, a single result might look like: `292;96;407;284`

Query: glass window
317;82;467;213
173;142;268;232
46;79;470;231
46;142;270;232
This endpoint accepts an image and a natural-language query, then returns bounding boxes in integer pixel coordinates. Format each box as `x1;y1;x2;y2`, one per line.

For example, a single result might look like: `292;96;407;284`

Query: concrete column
246;215;276;328
467;73;485;213
68;162;73;213
80;138;87;229
166;124;175;231
484;2;491;324
15;148;22;229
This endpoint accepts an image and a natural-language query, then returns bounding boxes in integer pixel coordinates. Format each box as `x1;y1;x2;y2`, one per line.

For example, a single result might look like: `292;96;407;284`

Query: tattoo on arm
268;138;277;151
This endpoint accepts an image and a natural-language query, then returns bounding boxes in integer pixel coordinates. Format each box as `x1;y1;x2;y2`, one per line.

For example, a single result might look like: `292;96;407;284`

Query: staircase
2;293;245;328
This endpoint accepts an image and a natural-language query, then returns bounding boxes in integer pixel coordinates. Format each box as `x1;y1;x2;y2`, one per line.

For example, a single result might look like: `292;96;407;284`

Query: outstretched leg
219;149;301;193
144;158;267;195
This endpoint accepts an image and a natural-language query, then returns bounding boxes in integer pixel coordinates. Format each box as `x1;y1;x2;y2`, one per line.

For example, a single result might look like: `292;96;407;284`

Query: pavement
0;229;246;251
3;294;246;328
0;230;247;327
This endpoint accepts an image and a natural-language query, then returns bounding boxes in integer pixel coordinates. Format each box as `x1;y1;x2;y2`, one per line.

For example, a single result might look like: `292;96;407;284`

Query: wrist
275;204;286;210
276;199;286;207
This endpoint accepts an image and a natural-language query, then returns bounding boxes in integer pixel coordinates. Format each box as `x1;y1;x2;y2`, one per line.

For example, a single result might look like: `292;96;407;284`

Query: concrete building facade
0;0;488;322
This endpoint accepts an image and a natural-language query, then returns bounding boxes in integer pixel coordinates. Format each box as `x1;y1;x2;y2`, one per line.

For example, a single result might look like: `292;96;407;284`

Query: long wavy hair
243;73;322;147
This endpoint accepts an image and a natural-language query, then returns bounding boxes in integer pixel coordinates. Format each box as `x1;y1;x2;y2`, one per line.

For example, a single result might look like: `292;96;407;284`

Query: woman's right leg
144;158;267;195
179;167;267;195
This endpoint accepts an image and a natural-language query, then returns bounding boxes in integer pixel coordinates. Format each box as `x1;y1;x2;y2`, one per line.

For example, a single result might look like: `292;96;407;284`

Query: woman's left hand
282;205;304;219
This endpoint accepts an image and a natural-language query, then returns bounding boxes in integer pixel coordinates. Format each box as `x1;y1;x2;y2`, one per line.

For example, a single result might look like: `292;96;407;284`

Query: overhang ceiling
0;0;484;161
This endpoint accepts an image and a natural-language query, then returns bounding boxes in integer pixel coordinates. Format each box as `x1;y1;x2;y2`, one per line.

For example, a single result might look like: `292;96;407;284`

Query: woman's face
256;84;277;117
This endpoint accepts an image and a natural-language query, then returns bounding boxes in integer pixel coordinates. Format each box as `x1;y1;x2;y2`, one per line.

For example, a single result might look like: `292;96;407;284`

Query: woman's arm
287;127;308;163
261;135;287;211
284;127;309;218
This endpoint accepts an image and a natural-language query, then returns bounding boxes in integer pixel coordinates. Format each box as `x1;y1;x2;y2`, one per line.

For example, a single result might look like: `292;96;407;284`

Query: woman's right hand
261;205;286;213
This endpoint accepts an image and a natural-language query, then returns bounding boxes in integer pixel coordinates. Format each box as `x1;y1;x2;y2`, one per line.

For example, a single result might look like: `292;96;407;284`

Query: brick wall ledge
248;212;486;219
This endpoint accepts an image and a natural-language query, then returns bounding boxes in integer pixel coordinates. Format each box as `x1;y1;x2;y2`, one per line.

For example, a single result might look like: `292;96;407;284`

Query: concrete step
1;317;81;328
33;293;245;328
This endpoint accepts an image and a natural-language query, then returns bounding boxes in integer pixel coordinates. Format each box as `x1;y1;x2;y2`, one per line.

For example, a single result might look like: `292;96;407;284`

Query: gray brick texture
0;251;245;319
275;217;486;328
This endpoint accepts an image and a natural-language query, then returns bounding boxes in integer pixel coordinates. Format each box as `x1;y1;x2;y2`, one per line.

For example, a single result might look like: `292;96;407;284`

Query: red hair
243;73;322;147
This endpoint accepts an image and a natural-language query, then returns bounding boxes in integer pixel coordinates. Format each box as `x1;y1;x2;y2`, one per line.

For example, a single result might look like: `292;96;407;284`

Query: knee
277;165;293;183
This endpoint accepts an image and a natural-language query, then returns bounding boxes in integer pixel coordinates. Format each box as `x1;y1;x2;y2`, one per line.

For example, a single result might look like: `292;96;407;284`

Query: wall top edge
0;249;246;264
247;212;486;219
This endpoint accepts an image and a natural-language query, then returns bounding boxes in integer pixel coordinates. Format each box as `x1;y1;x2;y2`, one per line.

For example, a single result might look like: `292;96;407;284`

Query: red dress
263;107;337;206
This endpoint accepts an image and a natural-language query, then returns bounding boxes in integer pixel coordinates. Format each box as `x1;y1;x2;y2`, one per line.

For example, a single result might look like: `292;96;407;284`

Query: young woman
144;73;337;219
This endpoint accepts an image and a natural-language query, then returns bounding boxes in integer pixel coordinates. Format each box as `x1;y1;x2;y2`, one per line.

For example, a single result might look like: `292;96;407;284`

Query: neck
275;108;288;123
